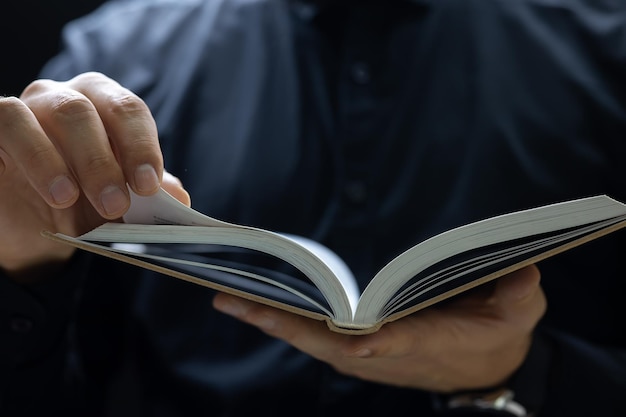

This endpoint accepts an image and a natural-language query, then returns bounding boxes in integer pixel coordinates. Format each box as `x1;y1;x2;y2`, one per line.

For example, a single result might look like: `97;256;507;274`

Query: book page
123;187;234;227
353;195;626;325
78;188;361;321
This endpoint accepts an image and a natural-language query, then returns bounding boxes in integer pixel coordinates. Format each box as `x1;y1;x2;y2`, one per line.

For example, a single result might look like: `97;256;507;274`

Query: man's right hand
0;72;167;281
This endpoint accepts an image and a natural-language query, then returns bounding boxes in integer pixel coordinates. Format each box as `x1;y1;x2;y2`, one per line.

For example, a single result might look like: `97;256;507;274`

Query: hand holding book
212;263;545;394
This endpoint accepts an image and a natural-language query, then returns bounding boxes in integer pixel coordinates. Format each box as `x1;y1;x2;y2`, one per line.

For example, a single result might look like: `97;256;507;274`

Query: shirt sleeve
505;325;626;416
0;251;92;415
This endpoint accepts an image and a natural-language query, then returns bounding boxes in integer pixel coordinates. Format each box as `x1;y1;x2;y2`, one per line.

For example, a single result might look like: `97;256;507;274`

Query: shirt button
344;180;368;204
10;316;34;334
350;61;371;84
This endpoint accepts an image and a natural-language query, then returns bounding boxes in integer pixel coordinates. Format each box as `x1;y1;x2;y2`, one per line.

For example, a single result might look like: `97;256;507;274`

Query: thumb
492;264;546;325
162;170;191;207
495;264;541;302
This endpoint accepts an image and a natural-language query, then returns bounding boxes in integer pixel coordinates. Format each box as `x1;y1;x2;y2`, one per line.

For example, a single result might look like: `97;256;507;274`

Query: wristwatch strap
443;387;530;416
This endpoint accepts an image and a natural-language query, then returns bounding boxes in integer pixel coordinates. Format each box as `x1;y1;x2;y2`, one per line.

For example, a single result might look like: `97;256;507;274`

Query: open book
42;189;626;334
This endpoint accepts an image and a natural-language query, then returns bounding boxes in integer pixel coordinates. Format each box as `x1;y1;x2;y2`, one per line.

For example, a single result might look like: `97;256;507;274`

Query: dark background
1;0;109;96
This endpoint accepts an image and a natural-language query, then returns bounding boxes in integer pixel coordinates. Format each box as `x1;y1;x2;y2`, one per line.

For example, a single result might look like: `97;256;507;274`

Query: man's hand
0;72;185;280
213;264;546;393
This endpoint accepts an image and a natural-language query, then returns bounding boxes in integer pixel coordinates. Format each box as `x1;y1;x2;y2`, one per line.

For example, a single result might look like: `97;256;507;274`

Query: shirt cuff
0;251;92;368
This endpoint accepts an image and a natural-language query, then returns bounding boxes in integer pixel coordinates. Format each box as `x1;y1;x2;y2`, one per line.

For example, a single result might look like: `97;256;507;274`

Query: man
1;0;625;415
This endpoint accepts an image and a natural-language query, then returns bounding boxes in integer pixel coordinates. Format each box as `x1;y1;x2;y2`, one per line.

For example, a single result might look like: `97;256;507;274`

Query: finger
0;96;80;207
66;73;163;195
22;81;130;218
212;293;345;362
491;264;546;328
162;171;191;207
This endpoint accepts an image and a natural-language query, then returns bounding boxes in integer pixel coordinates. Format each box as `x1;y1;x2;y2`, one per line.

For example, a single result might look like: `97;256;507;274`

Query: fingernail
49;175;77;205
134;164;160;193
100;185;128;216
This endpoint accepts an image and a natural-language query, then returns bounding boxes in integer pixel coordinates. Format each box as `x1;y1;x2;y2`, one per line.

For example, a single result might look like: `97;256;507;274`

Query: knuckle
21;79;56;98
73;71;107;84
82;153;116;176
0;96;27;122
48;92;97;123
122;136;161;161
107;93;149;118
0;95;22;108
66;72;111;92
25;144;57;172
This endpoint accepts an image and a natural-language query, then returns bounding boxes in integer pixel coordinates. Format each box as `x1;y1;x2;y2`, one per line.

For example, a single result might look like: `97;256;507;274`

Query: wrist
433;331;553;416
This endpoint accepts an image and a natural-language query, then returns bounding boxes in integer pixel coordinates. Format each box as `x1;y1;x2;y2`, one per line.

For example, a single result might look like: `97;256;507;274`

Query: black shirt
2;0;626;415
